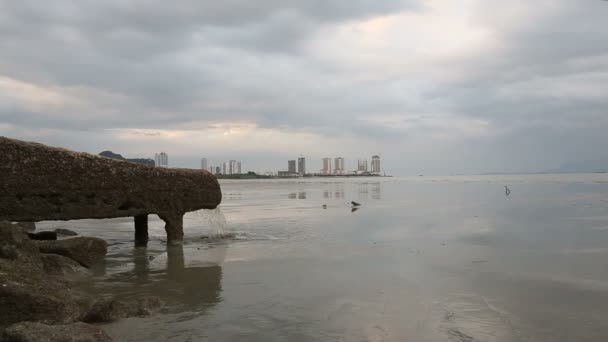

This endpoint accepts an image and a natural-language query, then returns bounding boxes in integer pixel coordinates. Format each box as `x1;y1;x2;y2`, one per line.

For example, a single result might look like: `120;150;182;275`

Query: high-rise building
298;157;306;176
288;160;296;173
357;159;368;172
371;155;381;174
154;152;168;168
200;158;207;170
334;157;344;175
221;160;242;175
215;166;221;175
322;158;332;175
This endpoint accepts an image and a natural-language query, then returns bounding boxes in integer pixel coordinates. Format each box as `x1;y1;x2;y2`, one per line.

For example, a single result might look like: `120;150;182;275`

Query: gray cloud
1;0;607;174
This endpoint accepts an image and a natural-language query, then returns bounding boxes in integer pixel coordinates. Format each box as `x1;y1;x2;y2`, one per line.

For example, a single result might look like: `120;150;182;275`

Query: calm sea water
38;174;608;341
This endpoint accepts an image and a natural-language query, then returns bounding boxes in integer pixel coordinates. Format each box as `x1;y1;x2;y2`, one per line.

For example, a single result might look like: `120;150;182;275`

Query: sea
37;174;608;341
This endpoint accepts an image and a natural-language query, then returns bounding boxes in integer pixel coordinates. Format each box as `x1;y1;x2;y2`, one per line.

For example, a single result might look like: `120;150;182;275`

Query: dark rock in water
0;136;222;245
28;231;58;240
2;322;112;342
36;238;107;268
83;296;163;323
55;228;78;236
0;223;92;327
41;253;92;278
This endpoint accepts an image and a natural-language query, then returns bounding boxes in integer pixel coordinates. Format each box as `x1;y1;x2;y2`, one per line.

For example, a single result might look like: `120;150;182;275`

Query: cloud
1;0;607;174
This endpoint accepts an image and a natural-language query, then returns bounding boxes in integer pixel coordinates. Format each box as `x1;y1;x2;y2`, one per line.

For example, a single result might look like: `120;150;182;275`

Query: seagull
505;185;511;196
351;201;361;206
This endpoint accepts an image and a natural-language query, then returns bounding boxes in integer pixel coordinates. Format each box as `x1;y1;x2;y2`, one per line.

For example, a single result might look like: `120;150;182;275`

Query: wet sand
37;174;608;341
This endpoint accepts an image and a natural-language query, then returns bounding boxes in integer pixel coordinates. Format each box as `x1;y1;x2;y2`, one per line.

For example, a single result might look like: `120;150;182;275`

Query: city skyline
152;151;383;175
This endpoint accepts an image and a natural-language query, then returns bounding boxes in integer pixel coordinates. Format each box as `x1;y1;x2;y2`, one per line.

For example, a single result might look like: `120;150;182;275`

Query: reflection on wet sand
90;244;224;314
371;182;381;200
288;191;308;199
323;184;345;199
357;182;382;200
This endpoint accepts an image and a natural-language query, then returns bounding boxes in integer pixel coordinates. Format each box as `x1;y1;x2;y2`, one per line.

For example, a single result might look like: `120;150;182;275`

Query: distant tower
298;157;306;176
288;160;296;173
371;155;381;174
357;159;368;173
227;160;240;175
334;157;344;175
155;152;168;168
200;158;208;170
322;158;332;175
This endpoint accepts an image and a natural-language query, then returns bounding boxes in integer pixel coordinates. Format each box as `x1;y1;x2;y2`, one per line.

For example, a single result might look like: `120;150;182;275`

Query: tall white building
334;157;344;175
357;159;368;172
322;158;332;175
371;155;381;174
200;158;208;170
228;160;241;175
154;152;168;168
220;160;242;175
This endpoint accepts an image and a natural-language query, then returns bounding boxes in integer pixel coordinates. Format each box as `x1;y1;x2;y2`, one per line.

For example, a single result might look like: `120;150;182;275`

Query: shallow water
38;174;608;341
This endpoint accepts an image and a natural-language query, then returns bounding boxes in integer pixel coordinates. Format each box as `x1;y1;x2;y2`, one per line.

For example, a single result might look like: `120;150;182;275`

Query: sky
1;0;607;175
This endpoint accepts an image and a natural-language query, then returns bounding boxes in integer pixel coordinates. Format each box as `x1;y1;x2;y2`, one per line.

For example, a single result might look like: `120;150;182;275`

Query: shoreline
216;174;392;180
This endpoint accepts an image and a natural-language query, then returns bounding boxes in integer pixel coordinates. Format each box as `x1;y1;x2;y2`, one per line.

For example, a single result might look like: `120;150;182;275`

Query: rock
0;136;222;244
131;296;163;317
36;238;107;268
55;228;78;237
41;254;92;278
0;223;92;328
28;231;58;241
83;296;163;323
0;264;92;327
2;322;112;342
0;222;42;267
14;222;36;233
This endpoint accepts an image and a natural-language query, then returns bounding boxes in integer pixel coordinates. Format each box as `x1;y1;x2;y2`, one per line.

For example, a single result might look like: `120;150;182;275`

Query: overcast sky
1;0;607;175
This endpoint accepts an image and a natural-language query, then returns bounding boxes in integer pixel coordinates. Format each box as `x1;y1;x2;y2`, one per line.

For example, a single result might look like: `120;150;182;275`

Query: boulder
83;296;163;323
1;322;112;342
41;254;91;278
0;262;92;327
0;223;92;327
0;222;42;268
14;222;36;233
36;238;107;268
55;229;78;237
